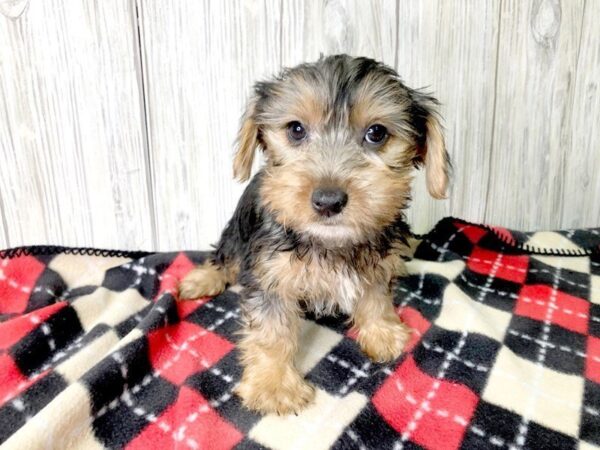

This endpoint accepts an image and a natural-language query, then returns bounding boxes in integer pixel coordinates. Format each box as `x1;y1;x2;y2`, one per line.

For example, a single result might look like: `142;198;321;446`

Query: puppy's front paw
178;263;226;300
357;319;410;363
236;371;315;415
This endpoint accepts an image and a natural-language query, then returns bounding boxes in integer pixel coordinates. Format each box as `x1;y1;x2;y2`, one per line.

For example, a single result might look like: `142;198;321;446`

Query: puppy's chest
259;252;364;315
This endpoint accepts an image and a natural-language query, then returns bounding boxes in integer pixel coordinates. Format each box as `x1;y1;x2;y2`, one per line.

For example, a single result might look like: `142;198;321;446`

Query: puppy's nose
311;188;348;217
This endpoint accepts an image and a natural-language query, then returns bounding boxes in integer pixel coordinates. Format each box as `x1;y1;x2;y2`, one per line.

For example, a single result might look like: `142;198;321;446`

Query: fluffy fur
179;54;449;414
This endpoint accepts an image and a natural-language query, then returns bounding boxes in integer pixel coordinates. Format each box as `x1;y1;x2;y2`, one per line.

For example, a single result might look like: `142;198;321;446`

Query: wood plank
560;0;600;229
138;0;284;250
281;0;397;66
2;0;596;253
0;0;153;249
0;197;8;249
485;0;584;230
396;0;501;233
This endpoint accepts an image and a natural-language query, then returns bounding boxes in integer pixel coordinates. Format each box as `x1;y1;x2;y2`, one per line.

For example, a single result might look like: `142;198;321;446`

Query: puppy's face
234;55;449;247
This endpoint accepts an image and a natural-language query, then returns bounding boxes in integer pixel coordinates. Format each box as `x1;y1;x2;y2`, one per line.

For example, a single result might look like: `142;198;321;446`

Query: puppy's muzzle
311;187;348;217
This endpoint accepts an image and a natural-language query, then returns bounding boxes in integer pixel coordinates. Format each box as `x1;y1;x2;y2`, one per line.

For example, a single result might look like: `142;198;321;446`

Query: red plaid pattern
0;218;599;449
373;356;478;450
127;386;243;450
0;255;45;315
0;302;66;349
148;322;234;385
516;284;590;334
468;247;529;284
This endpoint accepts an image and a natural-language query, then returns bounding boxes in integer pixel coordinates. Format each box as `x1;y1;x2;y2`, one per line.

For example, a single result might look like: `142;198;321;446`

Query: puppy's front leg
352;284;410;363
236;290;315;415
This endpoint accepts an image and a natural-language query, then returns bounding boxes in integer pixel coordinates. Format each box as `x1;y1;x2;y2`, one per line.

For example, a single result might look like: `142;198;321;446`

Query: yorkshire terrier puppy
179;54;449;415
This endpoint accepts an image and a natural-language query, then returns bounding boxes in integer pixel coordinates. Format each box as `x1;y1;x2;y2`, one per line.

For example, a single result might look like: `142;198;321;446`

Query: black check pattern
0;217;599;449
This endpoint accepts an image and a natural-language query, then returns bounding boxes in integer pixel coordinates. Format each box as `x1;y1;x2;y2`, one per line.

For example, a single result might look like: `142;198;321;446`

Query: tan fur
234;75;327;182
179;261;236;299
350;73;415;142
233;98;260;182
255;247;407;312
235;347;315;415
260;130;414;247
256;250;363;314
352;284;411;362
235;293;315;414
258;73;327;128
424;115;449;199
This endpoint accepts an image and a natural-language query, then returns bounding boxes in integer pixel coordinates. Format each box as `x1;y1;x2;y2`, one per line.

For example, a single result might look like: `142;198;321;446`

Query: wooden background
1;0;598;252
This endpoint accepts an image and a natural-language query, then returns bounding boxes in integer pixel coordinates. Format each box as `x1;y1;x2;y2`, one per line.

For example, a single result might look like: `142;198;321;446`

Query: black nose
311;187;348;217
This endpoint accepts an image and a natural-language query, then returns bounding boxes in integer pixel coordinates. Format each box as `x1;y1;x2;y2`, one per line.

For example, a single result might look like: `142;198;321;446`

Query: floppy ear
233;97;260;182
413;94;450;199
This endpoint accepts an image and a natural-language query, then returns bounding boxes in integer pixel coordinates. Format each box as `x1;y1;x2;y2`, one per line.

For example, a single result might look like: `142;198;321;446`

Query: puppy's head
234;55;449;247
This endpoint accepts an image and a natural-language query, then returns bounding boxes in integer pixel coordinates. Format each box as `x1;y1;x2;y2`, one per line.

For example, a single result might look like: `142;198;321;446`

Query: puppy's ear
412;93;450;199
233;96;260;182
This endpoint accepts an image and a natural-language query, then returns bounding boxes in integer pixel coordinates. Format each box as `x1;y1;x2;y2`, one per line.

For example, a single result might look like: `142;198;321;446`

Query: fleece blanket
0;217;599;450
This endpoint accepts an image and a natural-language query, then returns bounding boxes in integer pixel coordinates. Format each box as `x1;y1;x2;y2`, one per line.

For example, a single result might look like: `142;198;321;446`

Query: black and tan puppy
179;54;449;414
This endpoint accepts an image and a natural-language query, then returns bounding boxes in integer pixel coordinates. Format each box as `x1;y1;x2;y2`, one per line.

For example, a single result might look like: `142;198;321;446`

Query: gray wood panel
485;0;585;230
0;0;598;252
280;0;397;65
0;198;8;249
137;0;284;250
396;0;501;232
561;0;600;229
0;0;153;249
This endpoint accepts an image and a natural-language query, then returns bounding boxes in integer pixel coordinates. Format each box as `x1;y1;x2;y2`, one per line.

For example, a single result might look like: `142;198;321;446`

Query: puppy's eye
364;124;388;145
287;121;308;143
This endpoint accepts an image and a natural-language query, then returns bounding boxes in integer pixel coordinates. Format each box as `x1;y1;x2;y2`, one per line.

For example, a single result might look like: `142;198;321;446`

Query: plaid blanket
0;217;599;450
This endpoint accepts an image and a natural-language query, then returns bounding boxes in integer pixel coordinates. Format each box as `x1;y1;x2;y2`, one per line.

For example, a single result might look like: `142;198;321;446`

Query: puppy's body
208;171;410;314
179;55;449;414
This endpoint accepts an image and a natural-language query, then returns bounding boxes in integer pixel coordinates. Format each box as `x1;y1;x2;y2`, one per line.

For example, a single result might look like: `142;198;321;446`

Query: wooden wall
1;0;598;251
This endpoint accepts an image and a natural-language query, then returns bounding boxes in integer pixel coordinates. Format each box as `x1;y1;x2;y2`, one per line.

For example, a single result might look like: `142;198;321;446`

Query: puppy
179;54;449;415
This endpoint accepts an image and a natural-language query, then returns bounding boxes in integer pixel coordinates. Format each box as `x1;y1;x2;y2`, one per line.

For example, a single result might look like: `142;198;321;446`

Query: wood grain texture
0;0;153;249
0;198;8;249
1;1;599;252
560;0;600;229
137;0;284;251
485;0;585;230
396;0;501;233
280;0;397;66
